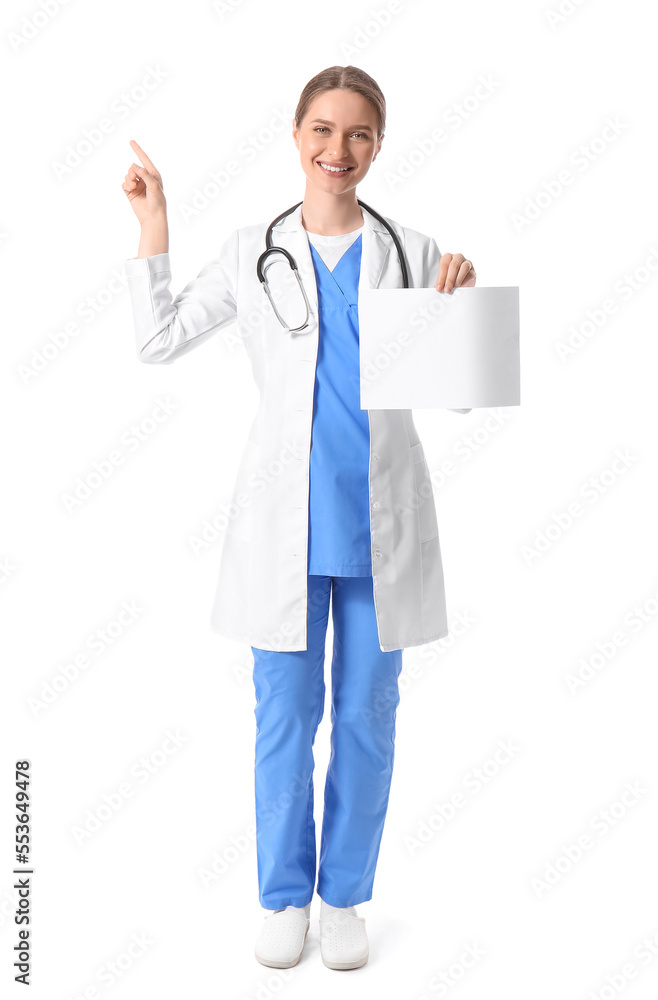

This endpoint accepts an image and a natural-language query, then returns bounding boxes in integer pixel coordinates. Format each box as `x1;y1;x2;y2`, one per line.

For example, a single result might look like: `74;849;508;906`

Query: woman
122;65;476;972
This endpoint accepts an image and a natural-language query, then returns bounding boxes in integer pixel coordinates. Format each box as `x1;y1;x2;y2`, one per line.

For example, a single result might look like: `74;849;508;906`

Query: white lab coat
124;203;470;652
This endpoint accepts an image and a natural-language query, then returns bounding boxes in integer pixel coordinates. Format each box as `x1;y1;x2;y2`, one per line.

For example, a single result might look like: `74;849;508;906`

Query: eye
313;127;369;139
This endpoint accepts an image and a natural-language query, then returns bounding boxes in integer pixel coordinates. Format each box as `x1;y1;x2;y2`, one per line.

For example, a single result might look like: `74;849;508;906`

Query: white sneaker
319;900;369;970
255;904;311;969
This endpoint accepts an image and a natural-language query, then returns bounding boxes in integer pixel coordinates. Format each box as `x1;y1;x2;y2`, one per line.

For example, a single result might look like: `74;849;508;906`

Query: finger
435;253;453;292
122;175;141;191
130;163;152;186
444;255;468;292
129;139;157;172
453;259;475;288
462;260;476;285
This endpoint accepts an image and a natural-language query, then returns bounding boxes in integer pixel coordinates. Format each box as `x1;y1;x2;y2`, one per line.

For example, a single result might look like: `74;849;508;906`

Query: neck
300;186;364;235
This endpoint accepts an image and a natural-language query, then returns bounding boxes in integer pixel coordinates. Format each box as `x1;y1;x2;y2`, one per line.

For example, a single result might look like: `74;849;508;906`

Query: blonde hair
294;65;386;140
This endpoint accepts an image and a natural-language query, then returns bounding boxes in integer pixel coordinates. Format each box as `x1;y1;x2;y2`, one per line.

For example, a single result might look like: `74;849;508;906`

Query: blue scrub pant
251;574;403;909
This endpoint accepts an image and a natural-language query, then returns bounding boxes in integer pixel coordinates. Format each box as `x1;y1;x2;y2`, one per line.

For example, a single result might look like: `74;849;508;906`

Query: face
292;88;382;193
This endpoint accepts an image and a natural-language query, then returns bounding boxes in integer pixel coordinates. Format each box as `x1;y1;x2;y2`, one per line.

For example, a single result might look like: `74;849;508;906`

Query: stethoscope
256;198;410;333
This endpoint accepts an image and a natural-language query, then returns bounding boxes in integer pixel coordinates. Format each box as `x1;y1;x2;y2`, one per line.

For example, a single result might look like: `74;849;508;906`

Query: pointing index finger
129;139;155;171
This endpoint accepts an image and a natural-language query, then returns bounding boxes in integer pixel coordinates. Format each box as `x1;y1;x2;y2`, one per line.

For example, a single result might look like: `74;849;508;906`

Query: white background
2;0;657;997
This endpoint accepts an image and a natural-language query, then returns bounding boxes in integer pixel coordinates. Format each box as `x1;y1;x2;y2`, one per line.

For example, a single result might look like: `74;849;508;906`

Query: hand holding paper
359;286;520;409
434;252;477;292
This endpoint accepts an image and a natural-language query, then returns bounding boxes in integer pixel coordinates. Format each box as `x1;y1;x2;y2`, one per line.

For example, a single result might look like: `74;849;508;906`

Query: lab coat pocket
409;442;439;543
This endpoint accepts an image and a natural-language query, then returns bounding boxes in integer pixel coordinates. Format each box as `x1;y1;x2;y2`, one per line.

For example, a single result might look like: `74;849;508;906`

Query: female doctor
122;65;476;972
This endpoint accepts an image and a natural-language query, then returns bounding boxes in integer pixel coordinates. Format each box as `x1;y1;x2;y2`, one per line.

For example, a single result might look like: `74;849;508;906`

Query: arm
123;228;239;365
121;139;239;365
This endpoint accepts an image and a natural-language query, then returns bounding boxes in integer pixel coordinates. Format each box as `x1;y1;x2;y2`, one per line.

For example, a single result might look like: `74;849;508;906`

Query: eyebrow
308;118;373;132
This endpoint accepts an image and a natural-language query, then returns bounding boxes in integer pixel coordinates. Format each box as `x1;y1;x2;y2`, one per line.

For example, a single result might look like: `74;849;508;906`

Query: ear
292;119;299;151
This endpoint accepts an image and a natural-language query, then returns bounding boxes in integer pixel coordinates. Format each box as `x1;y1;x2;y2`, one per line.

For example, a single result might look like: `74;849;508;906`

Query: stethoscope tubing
256;199;410;333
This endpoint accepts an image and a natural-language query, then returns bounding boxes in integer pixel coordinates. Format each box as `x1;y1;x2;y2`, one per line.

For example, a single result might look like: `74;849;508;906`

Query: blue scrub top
307;235;372;576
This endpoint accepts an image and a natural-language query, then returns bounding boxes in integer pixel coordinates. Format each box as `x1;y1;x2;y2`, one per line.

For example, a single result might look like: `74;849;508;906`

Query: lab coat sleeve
425;236;472;414
123;228;239;364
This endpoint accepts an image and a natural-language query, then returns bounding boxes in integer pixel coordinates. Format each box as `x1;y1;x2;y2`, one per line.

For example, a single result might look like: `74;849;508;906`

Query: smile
317;161;354;175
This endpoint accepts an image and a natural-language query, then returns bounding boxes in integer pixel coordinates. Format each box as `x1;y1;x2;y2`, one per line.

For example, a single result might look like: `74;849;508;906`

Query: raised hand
122;139;167;226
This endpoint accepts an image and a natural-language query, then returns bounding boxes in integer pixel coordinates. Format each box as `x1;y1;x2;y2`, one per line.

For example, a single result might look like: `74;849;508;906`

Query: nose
325;133;350;158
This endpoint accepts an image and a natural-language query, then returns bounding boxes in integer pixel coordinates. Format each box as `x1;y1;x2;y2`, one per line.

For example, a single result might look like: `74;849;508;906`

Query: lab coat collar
273;200;388;236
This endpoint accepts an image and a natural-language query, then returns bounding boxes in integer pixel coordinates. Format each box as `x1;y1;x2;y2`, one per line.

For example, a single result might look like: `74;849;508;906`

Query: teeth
319;162;349;172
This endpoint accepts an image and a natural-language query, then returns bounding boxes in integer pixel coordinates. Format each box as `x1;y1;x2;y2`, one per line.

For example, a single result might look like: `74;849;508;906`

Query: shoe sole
255;922;309;969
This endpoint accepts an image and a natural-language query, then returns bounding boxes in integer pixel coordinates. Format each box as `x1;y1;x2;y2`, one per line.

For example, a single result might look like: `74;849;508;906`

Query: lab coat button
374;548;382;558
372;453;379;461
372;501;380;509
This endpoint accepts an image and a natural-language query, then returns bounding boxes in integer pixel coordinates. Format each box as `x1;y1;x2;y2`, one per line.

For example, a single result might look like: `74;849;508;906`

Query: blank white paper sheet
359;286;520;409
